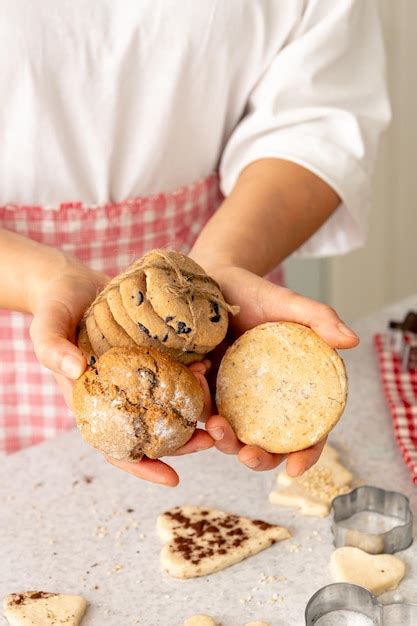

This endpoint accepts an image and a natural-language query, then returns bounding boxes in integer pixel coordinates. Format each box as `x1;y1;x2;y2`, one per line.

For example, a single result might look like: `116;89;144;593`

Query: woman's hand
191;264;359;478
27;251;213;486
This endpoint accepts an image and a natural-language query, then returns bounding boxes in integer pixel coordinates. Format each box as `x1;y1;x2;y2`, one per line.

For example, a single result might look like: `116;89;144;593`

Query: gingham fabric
0;172;284;454
374;333;417;483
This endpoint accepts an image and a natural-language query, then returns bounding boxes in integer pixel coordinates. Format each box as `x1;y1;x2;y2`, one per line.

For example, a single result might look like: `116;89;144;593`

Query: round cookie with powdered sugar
73;346;204;461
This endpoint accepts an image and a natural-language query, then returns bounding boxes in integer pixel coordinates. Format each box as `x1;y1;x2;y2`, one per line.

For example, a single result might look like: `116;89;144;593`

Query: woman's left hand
195;264;359;478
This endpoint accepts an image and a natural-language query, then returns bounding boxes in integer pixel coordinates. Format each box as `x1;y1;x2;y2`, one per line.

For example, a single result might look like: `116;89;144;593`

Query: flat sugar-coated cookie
216;322;347;454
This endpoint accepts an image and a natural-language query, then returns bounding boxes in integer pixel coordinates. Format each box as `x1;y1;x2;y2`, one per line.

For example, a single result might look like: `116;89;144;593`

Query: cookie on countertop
330;547;405;596
183;617;218;626
73;346;204;461
269;444;353;517
157;506;290;579
216;322;347;454
3;591;87;626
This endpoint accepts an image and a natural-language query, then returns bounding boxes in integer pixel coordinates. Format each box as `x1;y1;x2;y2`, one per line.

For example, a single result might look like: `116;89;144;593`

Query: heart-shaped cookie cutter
305;583;417;625
331;485;413;554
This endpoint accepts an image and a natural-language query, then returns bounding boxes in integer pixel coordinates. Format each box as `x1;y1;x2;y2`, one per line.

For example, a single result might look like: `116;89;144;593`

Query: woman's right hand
27;249;213;486
27;251;110;407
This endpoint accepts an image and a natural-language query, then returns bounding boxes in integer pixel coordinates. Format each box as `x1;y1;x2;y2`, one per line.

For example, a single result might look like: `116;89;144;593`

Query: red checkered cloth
0;172;284;454
374;332;417;483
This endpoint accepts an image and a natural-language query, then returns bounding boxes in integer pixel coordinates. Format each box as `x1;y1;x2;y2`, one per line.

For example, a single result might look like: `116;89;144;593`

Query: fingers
289;294;359;348
285;437;327;477
188;359;211;375
238;445;286;472
190;371;212;422
106;456;180;486
30;299;86;379
168;428;214;456
276;289;359;350
206;415;243;455
214;267;359;350
52;372;75;409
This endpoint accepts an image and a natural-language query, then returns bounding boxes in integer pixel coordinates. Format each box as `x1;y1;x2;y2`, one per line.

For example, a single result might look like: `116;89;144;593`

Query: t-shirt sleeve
219;0;391;257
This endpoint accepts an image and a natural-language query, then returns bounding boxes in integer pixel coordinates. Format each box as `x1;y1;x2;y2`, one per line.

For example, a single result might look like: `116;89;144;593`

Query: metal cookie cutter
305;583;417;625
331;485;413;554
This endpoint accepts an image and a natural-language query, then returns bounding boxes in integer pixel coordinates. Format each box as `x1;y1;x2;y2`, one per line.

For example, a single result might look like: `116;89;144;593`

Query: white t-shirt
0;0;390;256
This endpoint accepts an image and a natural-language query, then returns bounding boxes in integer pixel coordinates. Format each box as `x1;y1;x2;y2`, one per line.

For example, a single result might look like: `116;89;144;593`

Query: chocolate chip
138;323;150;336
89;356;97;366
165;316;174;323
176;321;192;335
136;291;144;306
209;301;221;323
126;508;134;513
162;334;168;343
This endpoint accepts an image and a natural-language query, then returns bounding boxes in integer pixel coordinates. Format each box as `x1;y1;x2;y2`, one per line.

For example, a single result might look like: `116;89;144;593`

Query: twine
82;251;240;344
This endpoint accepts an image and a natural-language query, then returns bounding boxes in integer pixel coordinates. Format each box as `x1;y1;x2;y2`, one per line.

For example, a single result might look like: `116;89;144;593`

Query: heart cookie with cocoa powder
157;506;290;579
3;591;87;626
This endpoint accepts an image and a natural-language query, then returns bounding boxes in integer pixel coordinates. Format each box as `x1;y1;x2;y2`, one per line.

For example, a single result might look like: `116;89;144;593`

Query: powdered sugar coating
73;346;204;461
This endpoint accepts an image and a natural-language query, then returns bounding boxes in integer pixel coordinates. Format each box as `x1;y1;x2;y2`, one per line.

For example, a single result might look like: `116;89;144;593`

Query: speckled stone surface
1;296;416;626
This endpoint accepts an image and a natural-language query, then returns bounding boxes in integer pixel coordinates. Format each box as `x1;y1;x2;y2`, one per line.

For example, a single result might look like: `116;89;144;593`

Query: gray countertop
1;295;417;626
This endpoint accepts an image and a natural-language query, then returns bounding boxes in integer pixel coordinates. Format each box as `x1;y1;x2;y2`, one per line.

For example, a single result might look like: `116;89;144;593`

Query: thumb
30;299;86;379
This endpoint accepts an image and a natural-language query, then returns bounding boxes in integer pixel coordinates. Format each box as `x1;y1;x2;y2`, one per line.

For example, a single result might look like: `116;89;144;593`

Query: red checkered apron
0;172;284;454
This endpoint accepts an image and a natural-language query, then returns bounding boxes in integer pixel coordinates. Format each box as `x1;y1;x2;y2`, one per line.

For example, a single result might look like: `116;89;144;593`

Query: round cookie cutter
331;485;413;554
305;582;417;625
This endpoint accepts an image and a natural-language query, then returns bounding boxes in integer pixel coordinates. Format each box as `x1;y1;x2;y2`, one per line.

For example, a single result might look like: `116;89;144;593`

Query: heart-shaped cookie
330;547;405;595
157;506;290;579
3;592;87;626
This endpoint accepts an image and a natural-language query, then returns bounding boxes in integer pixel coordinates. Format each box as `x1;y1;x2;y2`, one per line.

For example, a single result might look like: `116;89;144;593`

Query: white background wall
285;0;417;322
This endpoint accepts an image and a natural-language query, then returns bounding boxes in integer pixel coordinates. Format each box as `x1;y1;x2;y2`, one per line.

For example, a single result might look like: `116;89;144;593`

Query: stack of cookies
73;249;239;461
77;249;237;366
